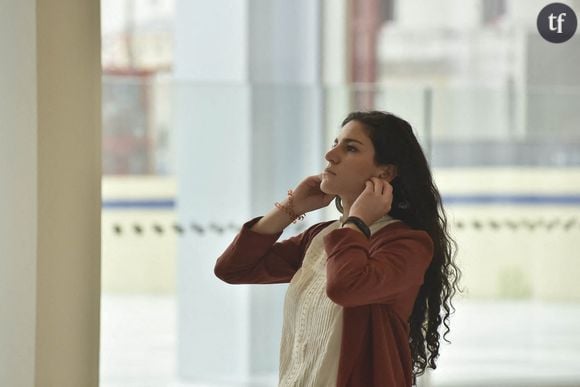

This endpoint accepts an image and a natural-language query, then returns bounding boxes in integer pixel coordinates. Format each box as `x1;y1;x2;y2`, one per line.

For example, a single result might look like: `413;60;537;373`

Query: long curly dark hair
339;110;463;380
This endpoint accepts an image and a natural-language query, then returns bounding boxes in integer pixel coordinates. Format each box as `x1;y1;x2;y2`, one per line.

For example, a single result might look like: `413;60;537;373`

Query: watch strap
342;216;371;239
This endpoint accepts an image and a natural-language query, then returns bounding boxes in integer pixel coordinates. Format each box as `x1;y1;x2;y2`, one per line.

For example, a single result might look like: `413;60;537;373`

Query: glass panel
101;80;580;386
100;1;580;386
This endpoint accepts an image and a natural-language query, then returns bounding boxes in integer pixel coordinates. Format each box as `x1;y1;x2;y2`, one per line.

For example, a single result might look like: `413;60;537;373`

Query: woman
214;110;462;386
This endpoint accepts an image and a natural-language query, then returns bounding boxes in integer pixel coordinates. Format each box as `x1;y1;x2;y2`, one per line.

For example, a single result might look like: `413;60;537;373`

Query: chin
319;179;336;195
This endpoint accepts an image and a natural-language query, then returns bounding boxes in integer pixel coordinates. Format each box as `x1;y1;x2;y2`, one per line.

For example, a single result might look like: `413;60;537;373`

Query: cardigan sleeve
322;226;434;307
214;216;332;285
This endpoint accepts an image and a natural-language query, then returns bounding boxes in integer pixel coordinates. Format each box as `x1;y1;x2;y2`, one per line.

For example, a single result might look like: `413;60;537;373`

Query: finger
379;180;391;194
371;177;383;194
378;178;393;194
364;180;374;193
381;183;393;197
378;178;387;193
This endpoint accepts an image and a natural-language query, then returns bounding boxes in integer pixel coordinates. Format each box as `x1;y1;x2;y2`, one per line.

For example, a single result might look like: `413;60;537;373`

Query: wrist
348;214;368;225
274;190;305;224
280;198;304;216
342;222;361;233
341;216;371;239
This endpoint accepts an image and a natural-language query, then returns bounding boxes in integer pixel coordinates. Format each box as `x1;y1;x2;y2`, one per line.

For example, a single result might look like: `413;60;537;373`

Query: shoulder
371;221;434;259
373;220;431;242
295;219;337;251
301;219;337;240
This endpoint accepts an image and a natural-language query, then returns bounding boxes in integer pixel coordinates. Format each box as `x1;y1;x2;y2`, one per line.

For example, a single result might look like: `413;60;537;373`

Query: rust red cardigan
214;216;434;387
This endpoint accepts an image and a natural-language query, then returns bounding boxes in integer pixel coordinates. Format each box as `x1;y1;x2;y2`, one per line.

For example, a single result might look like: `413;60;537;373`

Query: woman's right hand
287;174;335;215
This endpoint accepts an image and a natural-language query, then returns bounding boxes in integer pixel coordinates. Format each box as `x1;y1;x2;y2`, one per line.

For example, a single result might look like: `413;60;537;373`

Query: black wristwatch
342;216;371;239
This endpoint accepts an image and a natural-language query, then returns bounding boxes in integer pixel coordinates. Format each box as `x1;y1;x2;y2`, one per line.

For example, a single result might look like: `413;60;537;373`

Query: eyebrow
334;137;365;146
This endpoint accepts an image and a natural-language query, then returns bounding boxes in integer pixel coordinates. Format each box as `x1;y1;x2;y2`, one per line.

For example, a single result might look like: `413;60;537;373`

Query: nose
325;146;338;164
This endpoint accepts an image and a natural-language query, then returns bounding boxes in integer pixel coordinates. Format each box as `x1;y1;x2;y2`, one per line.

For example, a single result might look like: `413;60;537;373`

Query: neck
338;195;357;223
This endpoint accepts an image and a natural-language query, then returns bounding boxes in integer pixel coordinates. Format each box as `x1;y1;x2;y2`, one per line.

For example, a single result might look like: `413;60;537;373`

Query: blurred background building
98;1;580;386
102;0;173;175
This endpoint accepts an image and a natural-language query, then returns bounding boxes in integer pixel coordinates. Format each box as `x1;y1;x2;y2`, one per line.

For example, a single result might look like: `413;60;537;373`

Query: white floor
100;295;580;387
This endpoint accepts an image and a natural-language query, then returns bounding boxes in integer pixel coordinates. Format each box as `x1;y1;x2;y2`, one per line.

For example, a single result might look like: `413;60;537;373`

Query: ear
379;164;398;182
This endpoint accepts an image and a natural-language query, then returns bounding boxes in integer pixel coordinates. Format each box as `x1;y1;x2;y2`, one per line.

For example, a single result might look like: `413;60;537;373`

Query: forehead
336;120;369;143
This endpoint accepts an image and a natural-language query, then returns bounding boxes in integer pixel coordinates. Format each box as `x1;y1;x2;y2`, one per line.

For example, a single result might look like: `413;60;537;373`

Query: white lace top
278;214;400;386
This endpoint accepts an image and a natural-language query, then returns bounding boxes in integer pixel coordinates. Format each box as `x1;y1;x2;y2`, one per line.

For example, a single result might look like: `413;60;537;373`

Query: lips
324;168;336;175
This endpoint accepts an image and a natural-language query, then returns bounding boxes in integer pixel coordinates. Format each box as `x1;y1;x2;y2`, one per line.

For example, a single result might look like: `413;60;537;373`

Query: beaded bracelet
274;189;305;224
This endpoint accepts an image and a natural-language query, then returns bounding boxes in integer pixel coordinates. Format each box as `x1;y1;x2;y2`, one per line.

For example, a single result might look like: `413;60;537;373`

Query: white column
321;0;351;183
174;2;251;384
246;2;323;377
0;0;102;386
0;1;37;384
174;0;322;384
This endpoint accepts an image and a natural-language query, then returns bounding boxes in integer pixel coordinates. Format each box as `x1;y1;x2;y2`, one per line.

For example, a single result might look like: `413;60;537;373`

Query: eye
330;142;357;152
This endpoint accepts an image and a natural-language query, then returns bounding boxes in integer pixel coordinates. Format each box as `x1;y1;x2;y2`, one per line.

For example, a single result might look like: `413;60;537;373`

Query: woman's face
321;120;384;200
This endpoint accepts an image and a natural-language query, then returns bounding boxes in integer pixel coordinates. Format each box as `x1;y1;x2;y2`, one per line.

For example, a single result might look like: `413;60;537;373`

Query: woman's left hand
349;177;393;226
